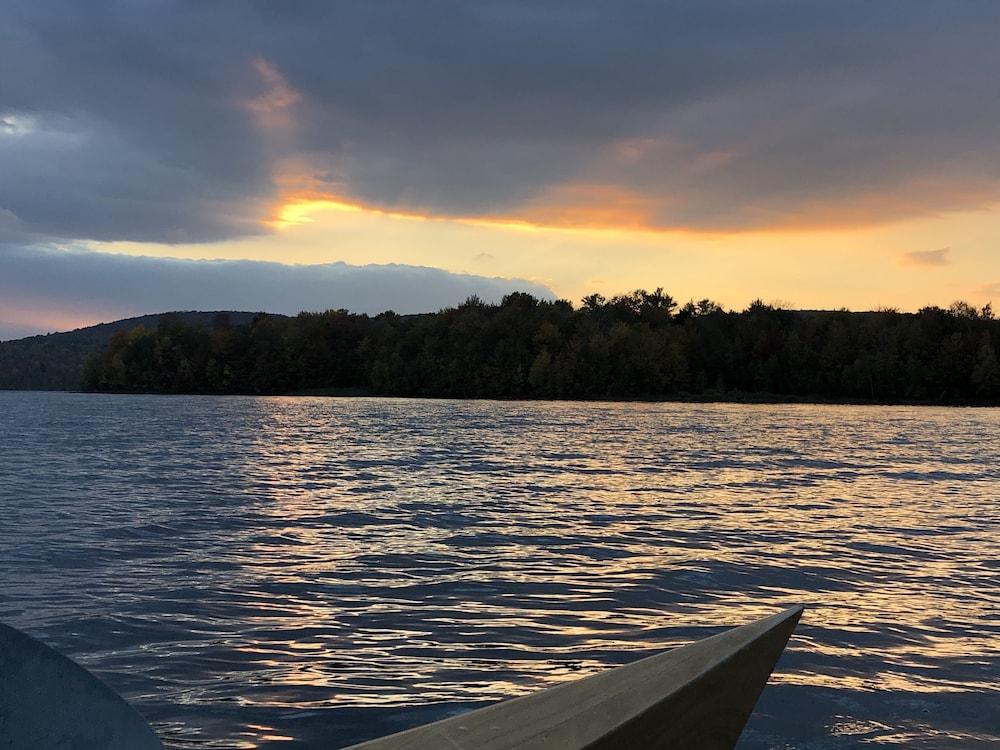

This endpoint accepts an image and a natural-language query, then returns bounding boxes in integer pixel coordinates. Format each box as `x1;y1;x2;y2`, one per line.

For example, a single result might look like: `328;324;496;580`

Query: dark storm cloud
2;1;1000;241
0;245;555;340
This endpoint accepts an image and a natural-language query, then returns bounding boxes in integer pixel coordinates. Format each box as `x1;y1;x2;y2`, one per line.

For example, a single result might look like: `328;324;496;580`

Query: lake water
1;392;998;748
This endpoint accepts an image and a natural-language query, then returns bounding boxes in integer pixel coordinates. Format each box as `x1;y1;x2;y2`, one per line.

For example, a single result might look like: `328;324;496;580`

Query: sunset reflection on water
1;393;997;748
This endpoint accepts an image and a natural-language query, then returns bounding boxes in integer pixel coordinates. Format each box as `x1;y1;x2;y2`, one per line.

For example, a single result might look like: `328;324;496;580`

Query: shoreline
4;387;997;408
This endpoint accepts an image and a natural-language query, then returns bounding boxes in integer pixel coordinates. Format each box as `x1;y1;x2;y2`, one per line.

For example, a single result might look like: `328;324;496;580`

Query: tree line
81;291;1000;404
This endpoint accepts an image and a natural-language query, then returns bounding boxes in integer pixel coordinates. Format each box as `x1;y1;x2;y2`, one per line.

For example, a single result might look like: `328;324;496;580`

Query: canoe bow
343;605;803;750
0;606;802;750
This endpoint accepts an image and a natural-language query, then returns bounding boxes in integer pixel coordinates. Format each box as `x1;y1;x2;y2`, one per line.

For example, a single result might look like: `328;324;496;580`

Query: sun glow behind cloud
268;192;623;235
95;184;1000;316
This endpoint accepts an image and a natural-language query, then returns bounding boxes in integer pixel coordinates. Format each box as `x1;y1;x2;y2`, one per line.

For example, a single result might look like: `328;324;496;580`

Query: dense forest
0;312;264;391
79;291;1000;404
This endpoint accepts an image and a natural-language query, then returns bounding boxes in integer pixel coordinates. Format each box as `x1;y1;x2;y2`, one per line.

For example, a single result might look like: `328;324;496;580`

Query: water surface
1;392;998;748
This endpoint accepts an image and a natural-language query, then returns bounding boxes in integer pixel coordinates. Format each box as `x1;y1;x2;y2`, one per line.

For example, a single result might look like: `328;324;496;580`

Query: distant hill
0;311;270;391
77;293;1000;404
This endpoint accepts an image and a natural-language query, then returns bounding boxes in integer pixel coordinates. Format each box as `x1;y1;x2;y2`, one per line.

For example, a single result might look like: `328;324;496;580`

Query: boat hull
344;606;804;750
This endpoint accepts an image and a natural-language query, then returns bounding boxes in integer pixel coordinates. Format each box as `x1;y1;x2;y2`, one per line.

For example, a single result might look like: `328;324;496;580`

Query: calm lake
1;392;998;748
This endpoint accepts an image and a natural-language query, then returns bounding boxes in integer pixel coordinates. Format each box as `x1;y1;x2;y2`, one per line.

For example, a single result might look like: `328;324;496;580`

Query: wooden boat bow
0;606;802;749
344;605;803;750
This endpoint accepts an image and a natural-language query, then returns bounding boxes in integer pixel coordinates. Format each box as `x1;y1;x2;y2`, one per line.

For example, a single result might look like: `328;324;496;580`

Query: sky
2;1;1000;339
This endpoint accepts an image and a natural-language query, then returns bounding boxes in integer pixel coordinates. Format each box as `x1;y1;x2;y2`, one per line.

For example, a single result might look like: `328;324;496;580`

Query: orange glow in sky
98;187;1000;317
269;190;676;238
88;52;1000;316
270;195;430;230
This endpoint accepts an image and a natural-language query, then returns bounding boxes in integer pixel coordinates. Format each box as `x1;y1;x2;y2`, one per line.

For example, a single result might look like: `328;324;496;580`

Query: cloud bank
0;246;555;340
3;1;1000;242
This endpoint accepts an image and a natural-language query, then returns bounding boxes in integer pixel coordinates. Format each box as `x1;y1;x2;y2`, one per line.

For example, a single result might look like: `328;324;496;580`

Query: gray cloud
0;245;555;340
2;1;1000;240
901;247;951;267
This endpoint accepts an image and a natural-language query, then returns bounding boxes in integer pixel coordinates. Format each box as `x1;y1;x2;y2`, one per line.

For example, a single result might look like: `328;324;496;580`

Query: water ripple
1;393;998;748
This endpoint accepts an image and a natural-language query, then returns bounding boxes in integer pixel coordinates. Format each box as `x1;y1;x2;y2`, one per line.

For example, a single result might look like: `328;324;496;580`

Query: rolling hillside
0;312;268;391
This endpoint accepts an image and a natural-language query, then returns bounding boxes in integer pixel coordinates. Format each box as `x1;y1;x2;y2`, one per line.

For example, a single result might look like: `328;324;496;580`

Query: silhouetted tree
80;290;999;404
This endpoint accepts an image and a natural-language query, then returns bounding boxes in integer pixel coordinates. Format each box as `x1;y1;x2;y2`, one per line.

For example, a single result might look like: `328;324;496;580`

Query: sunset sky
3;1;1000;339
